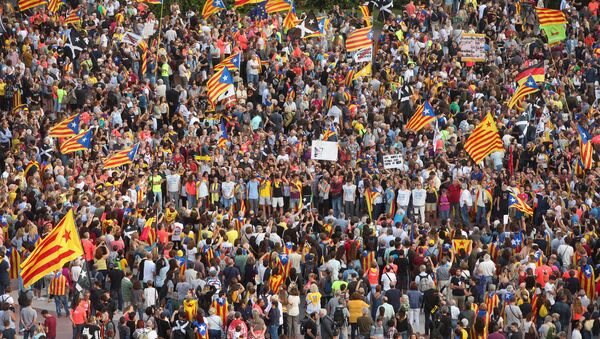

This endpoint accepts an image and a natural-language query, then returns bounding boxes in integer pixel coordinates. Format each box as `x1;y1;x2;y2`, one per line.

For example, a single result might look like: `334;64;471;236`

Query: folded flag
60;129;93;154
464;113;504;164
346;26;373;51
405;101;435;132
202;0;226;19
359;4;371;26
507;76;539;108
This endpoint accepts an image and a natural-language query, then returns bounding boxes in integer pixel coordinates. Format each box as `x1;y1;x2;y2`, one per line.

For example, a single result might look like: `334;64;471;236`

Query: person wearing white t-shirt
342;180;357;217
221;177;236;209
396;183;411;216
171;222;184;248
142;255;156;285
165;171;181;206
143;281;159;308
459;183;473;226
411;182;427;223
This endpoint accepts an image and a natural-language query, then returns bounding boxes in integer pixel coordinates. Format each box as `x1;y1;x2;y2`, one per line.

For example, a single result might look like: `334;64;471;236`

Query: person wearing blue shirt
247;177;260;214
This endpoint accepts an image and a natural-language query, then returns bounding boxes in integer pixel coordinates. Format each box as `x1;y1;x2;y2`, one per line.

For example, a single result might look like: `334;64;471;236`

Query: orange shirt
535;265;553;288
82;239;95;261
71;305;86;325
157;229;169;245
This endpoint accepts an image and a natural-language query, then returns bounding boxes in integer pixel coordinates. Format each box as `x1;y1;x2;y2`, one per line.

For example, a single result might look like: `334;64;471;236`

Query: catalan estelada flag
268;272;284;292
144;0;162;4
48;114;80;138
64;8;81;25
265;0;291;13
365;188;380;219
321;125;337;141
202;0;226;19
508;193;534;215
207;66;234;105
464;113;504;164
283;7;299;30
452;239;473;255
217;119;229;148
20;210;84;287
507;76;539;108
579;263;595;300
212;297;229;328
140;218;157;244
535;7;567;25
345;26;373;51
59;129;93;154
103;143;140;169
516;63;545;85
578;124;594;170
214;52;241;71
405;101;435;132
485;292;499;315
19;0;47;11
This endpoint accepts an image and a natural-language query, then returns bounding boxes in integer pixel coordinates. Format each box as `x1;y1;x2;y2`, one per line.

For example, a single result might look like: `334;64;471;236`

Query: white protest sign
460;33;486;62
311;140;338;161
353;47;373;63
383;154;404;169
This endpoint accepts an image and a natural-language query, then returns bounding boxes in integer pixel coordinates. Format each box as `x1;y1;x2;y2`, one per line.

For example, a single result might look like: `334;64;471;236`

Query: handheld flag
207;67;235;105
103;143;140;169
405;101;435;132
60;129;93;154
359;4;372;26
20;210;84;287
515;63;545;85
214;52;242;71
64;8;81;25
508;193;533;216
19;0;47;11
535;7;567;25
48;114;80;138
283;7;299;30
507;76;539;108
578;125;594;170
202;0;226;19
265;0;292;13
464;113;504;164
64;29;89;60
353;62;372;80
346;26;374;51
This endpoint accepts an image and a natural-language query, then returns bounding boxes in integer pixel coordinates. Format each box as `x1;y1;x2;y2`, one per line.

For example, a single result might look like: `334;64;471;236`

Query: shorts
426;203;437;212
259;196;271;205
272;197;284;208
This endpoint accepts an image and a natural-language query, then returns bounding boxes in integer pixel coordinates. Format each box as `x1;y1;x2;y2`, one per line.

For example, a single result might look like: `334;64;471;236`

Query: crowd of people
0;0;599;338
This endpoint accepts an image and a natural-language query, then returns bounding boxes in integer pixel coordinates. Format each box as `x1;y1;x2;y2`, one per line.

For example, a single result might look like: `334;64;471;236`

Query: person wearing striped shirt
48;272;69;318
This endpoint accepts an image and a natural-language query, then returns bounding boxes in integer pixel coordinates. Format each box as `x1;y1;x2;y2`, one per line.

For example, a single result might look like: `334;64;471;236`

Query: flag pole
154;0;165;78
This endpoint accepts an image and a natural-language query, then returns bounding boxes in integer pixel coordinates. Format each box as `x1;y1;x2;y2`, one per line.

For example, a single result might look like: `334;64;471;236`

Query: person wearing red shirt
81;232;96;269
42;310;56;339
447;179;462;223
535;257;553;288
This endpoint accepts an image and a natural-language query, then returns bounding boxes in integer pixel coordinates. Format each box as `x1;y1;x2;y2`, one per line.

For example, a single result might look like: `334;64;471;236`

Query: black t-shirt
304;318;318;339
450;276;465;296
107;269;125;291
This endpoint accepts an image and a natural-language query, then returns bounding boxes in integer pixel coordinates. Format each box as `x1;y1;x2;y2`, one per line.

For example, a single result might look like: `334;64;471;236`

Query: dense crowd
0;0;599;338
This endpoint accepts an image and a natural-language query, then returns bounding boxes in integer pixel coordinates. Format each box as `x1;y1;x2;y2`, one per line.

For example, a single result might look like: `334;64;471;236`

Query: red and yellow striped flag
265;0;291;13
48;114;80;138
507;76;539;108
9;248;21;280
103;143;140;169
535;7;567;26
47;0;63;12
464;113;504;164
20;210;84;287
359;4;371;26
141;51;148;76
345;26;373;51
19;0;47;11
64;8;81;25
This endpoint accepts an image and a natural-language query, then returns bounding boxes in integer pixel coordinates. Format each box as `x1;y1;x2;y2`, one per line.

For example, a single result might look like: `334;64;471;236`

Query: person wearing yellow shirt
150;168;164;212
348;294;370;337
225;222;238;245
259;177;272;216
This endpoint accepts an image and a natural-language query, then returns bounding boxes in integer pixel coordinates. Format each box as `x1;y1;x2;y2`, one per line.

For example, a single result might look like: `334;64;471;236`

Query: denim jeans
461;205;471;226
54;295;69;317
208;329;221;339
72;324;83;339
332;196;342;217
475;205;487;226
154;191;163;211
23;326;35;339
269;325;279;339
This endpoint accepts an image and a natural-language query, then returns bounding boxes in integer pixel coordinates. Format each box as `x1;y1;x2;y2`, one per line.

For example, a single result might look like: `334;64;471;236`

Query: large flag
249;1;268;20
283;7;299;30
103;143;140;169
516;63;545;85
214;52;241;71
20;210;84;287
207;67;235;105
405;101;435;132
60;129;93;154
202;0;226;19
64;7;82;25
369;0;393;21
19;0;47;11
48;114;80;138
508;193;533;215
293;11;319;39
535;7;567;25
47;0;65;13
464;113;504;164
346;26;373;51
265;0;291;13
578;124;594;170
507;76;539;108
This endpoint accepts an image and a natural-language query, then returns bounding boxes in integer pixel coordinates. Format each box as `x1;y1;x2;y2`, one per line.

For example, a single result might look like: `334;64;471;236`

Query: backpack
333;306;346;328
418;273;431;292
300;319;308;335
137;329;150;339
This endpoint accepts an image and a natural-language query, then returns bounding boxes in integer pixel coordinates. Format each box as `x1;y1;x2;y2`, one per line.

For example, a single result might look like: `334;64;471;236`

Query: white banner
311;140;338;161
353;47;372;63
460;33;486;62
122;31;143;46
383;154;404;169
